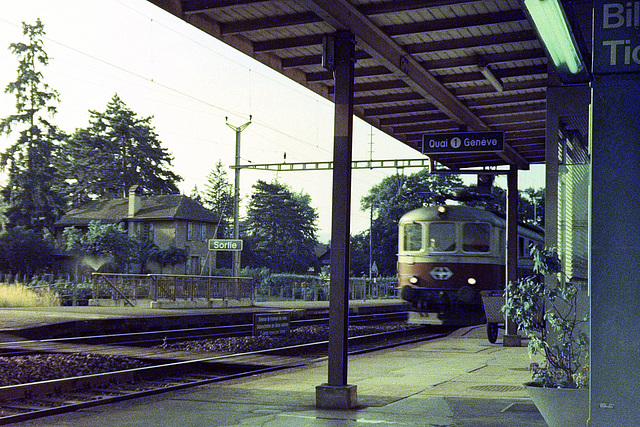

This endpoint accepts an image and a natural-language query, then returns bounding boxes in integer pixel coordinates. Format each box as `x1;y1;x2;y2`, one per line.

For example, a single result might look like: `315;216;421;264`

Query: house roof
54;195;220;227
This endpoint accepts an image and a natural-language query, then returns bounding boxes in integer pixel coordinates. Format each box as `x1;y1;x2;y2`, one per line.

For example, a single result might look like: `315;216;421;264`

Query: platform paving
9;323;548;426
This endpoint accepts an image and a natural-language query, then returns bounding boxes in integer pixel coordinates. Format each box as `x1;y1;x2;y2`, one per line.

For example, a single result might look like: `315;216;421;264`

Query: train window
403;223;423;251
463;223;491;252
428;223;456;252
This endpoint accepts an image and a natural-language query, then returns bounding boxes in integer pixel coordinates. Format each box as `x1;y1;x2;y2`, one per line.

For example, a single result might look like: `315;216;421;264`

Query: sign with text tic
421;131;504;155
593;0;640;74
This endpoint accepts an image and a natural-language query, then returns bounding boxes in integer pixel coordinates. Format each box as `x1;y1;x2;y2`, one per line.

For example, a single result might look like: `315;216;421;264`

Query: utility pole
226;116;251;279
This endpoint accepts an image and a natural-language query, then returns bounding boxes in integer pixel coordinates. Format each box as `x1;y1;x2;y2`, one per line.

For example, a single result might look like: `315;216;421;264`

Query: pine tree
0;19;65;230
59;94;182;205
202;161;233;238
243;180;318;273
189;185;203;204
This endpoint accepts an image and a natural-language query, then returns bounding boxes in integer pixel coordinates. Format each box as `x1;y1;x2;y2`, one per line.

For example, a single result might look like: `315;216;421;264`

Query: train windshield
403;223;422;251
463;222;491;252
428;222;456;252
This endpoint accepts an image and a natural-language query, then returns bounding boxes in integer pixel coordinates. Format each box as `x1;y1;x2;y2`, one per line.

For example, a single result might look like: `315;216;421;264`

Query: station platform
0;299;407;340
0;303;546;426
0;302;546;426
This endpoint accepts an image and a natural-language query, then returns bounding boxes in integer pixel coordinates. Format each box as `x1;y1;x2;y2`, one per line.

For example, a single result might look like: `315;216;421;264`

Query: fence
1;272;399;306
254;276;398;302
91;273;255;307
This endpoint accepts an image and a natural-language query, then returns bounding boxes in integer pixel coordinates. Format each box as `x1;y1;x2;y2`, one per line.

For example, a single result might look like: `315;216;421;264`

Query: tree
458;184;545;226
349;232;371;277
63;221;138;272
59;94;182;206
360;170;464;275
243;180;318;273
0;227;56;274
201;161;233;239
520;187;545;227
189;185;203;205
0;19;65;230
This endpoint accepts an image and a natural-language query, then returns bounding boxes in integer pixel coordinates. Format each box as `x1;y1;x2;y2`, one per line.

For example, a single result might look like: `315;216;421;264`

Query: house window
187;222;202;241
189;256;200;275
147;222;154;241
187;222;194;241
200;223;207;241
131;222;140;238
132;222;154;241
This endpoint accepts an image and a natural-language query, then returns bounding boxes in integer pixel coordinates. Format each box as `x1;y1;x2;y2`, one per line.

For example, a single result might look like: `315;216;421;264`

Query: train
397;204;544;329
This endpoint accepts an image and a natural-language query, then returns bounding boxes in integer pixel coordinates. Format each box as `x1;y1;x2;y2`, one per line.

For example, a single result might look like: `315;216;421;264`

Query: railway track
0;311;409;352
0;322;451;425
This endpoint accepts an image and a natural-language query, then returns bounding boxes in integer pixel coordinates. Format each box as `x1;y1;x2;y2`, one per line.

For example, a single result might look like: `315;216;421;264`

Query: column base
503;334;522;347
316;384;358;409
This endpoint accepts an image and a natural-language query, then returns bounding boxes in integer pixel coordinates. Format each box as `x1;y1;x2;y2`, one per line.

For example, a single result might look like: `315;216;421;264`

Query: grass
0;283;61;307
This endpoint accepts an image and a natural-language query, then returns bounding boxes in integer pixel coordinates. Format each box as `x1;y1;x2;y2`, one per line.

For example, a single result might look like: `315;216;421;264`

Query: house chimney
128;185;141;217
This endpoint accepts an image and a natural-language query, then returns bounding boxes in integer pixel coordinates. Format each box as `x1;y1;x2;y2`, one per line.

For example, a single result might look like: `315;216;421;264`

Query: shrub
0;283;61;307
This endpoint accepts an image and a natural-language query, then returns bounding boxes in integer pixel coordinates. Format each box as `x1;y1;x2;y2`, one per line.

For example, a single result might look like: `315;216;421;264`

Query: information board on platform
421;131;504;154
253;313;291;336
593;0;640;74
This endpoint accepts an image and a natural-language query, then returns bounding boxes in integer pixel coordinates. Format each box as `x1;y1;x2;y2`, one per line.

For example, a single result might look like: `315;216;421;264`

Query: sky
0;0;544;242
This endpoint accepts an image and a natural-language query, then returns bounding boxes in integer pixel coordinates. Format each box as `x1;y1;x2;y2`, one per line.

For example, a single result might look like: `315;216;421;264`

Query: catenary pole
226;116;251;279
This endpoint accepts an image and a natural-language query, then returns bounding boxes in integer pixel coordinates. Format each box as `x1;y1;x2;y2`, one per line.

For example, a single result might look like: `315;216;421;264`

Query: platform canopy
148;0;592;171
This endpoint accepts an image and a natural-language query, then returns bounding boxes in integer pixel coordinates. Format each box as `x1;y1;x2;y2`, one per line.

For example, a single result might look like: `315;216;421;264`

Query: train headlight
409;276;419;284
467;277;477;285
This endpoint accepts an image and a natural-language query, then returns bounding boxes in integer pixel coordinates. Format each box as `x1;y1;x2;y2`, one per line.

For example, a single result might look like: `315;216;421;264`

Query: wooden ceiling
148;0;592;171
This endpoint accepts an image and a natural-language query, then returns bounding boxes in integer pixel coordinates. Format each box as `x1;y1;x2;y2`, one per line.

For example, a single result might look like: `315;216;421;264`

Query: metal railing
254;277;398;302
92;273;255;307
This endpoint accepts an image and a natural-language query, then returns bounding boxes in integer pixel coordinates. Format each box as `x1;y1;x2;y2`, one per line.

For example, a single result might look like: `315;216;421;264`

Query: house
53;186;221;275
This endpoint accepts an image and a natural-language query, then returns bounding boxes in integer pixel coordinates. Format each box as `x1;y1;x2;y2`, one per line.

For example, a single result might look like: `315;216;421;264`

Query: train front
397;205;505;325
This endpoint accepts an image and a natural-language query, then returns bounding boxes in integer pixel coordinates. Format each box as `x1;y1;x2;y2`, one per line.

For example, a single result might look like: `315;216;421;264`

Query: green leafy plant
503;246;589;388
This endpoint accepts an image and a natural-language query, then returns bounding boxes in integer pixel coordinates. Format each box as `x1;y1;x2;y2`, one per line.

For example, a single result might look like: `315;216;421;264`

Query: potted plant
502;246;589;427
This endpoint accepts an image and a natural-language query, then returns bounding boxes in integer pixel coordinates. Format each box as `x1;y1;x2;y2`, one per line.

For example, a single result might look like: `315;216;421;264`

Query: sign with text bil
594;1;640;74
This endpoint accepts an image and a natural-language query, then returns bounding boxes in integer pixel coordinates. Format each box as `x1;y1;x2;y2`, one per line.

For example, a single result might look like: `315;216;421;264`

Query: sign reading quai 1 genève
594;0;640;74
421;131;504;155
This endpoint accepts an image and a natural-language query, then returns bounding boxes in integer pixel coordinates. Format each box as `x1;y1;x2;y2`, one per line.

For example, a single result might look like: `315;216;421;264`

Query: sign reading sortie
594;1;640;74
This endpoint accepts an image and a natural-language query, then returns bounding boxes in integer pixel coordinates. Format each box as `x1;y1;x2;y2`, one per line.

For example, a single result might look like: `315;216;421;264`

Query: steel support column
316;30;357;409
503;165;521;347
590;74;640;427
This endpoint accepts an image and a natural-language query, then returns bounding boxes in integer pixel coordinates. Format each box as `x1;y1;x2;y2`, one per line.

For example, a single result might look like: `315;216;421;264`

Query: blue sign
421;131;504;154
593;0;640;74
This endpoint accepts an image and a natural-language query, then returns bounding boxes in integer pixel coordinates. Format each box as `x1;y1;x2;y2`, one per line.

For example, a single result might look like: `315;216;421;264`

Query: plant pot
524;382;589;427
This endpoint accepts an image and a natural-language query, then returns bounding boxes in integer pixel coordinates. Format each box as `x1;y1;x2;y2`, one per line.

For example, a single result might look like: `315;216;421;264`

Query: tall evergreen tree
243;180;318;273
0;19;65;230
59;94;181;205
202;161;233;238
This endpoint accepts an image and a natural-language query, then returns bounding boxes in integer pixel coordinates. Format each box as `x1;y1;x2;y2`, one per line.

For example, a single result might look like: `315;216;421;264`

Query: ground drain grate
469;385;525;392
